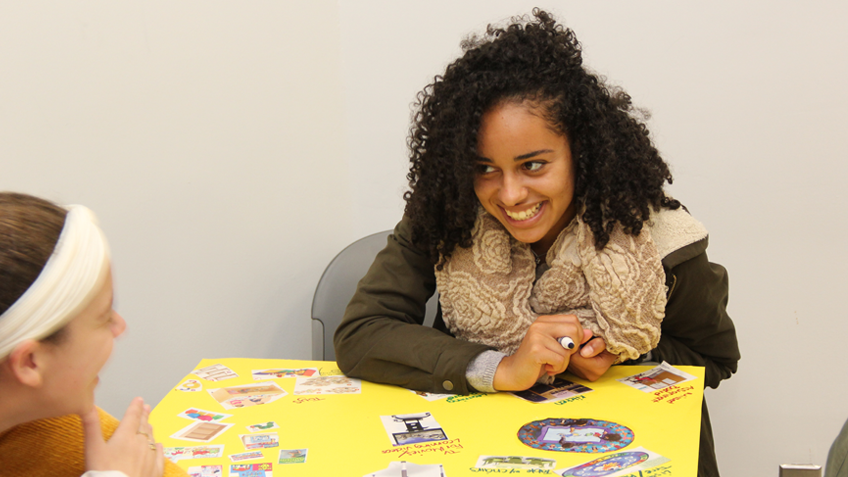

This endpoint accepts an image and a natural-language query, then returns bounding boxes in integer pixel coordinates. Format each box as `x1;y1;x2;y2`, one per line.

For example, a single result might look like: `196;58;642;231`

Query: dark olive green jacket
335;215;740;477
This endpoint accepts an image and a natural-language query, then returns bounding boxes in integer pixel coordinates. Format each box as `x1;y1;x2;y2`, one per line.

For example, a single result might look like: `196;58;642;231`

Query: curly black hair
403;9;680;267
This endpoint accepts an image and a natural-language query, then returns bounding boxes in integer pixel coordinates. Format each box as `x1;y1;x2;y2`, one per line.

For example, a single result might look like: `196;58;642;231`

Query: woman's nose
111;311;127;338
498;172;528;206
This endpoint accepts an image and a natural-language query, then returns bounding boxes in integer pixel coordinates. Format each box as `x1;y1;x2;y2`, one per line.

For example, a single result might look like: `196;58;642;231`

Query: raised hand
82;397;164;477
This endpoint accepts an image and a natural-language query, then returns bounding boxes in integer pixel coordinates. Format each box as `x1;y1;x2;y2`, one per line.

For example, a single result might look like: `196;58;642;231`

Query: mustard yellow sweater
0;407;187;477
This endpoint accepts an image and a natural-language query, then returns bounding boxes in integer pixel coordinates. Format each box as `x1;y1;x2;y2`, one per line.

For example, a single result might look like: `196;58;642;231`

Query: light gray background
2;2;846;476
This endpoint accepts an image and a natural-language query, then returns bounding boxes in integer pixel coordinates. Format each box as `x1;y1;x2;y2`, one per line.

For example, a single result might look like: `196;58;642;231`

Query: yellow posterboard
150;358;703;476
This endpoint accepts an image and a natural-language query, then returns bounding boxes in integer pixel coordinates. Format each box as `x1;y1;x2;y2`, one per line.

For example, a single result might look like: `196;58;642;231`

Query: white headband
0;205;110;359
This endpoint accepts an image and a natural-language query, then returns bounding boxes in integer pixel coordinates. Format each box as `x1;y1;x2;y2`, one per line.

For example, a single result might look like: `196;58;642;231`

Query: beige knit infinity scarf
434;208;667;363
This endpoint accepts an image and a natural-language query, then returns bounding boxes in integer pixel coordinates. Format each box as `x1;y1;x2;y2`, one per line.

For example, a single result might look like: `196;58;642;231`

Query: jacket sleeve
333;217;491;394
652;249;740;389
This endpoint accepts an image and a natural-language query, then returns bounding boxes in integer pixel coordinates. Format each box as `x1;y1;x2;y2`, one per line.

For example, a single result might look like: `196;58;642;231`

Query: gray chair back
311;231;390;361
311;230;438;361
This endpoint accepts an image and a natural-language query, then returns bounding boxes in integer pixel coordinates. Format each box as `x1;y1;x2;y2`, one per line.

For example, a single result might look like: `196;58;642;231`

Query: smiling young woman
0;192;186;477
334;9;739;477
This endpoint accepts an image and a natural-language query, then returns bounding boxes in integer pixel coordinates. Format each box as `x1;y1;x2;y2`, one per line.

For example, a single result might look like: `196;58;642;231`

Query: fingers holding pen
494;314;586;391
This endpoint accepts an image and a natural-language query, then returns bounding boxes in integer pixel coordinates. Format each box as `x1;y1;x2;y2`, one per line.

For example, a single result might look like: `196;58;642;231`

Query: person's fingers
138;403;153;436
141;439;161;477
580;335;606;358
154;442;165;476
114;397;145;439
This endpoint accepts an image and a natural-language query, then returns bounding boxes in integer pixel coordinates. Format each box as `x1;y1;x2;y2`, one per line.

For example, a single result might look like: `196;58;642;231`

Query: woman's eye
524;161;544;172
476;164;496;174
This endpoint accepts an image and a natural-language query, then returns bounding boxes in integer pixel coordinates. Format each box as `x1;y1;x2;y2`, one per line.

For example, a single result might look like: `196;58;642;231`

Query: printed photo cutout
380;412;449;447
252;368;319;380
192;364;238;382
475;455;556;470
293;375;361;395
278;448;308;464
366;461;446;477
510;378;593;403
176;379;202;392
178;407;232;423
618;362;697;393
229;463;273;477
246;421;280;433
409;389;454;401
170;421;234;443
229;451;264;463
557;447;670;477
517;418;634;453
207;381;287;410
240;432;280;450
163;445;225;462
186;464;222;477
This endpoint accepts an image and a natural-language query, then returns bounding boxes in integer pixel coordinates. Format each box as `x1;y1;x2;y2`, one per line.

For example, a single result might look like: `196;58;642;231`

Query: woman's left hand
567;336;617;381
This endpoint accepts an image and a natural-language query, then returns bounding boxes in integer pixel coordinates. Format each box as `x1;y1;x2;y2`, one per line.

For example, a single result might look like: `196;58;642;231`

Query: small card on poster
510;378;593;403
246;421;279;433
192;364;238;382
240;432;280;450
556;446;670;477
293;375;361;395
278;448;308;464
164;445;225;462
176;379;202;392
618;362;697;392
252;368;319;379
207;381;287;410
379;412;449;447
186;465;222;477
229;451;265;463
229;463;273;477
170;421;234;443
178;407;232;423
475;455;556;470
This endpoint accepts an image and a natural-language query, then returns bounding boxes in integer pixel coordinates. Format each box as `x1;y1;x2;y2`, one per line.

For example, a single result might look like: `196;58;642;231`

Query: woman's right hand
82;397;164;477
492;314;592;391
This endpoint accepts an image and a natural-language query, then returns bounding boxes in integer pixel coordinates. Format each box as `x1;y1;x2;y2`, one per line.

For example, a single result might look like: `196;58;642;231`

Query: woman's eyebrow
515;149;554;161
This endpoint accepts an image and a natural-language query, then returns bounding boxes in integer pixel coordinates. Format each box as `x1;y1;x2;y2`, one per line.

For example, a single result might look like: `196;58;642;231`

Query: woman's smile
503;202;544;222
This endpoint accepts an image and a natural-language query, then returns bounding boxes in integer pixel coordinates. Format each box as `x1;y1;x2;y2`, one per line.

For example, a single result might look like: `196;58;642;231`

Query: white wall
2;1;847;476
0;0;351;424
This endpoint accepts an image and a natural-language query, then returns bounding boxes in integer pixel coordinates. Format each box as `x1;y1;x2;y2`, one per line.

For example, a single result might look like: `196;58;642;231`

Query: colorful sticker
206;381;287;410
252;368;319;379
277;448;308;464
293;376;361;395
240;432;279;450
163;445;224;462
246;421;279;433
229;463;273;477
176;379;202;392
192;364;238;382
186;465;222;477
517;418;634;453
229;451;265;463
170;421;234;443
178;407;232;423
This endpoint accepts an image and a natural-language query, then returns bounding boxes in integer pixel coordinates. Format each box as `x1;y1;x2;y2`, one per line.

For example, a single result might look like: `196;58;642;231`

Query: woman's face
474;101;577;255
42;268;126;416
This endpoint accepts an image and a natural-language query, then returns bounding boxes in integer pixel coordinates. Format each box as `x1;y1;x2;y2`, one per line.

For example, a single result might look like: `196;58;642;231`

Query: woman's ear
5;340;45;388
